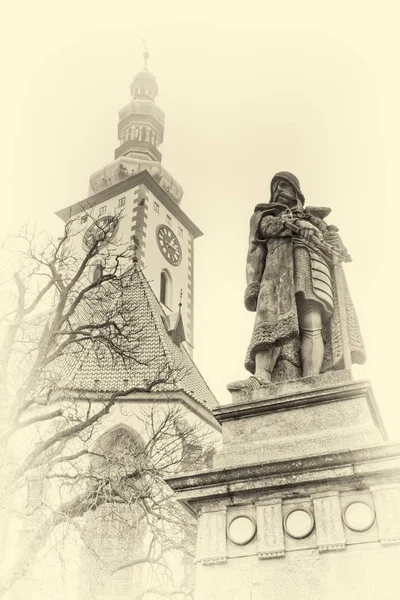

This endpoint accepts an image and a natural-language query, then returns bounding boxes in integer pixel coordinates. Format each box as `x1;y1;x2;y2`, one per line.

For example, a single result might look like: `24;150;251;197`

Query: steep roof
55;262;218;411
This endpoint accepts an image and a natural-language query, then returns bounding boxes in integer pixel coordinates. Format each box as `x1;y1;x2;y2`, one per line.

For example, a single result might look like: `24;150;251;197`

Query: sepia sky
2;1;400;436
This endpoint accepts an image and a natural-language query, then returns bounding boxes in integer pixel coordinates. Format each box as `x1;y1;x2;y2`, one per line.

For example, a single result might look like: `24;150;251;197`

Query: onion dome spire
89;43;183;205
115;42;164;163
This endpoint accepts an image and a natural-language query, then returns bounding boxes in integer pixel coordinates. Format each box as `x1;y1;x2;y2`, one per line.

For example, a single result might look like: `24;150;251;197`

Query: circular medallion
156;225;182;266
83;216;119;251
343;501;375;532
284;509;315;539
227;515;256;546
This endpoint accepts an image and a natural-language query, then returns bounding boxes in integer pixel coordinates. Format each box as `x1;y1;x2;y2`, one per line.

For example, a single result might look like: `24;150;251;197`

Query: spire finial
142;38;150;69
178;289;183;313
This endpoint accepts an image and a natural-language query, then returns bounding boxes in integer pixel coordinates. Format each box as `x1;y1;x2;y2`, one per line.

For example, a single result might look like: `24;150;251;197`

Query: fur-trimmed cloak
244;206;366;380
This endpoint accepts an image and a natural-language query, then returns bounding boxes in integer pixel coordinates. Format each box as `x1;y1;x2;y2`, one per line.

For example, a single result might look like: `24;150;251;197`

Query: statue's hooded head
270;171;305;209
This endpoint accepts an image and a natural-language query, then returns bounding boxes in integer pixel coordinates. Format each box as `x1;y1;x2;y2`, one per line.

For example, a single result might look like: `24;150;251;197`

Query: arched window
160;269;172;307
82;426;147;599
91;425;146;479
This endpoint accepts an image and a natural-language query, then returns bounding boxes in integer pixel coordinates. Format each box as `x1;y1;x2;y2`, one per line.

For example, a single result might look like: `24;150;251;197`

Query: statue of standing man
228;172;366;390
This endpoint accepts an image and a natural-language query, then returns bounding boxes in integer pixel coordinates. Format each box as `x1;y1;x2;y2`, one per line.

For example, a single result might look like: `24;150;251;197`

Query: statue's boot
226;348;280;391
227;375;268;391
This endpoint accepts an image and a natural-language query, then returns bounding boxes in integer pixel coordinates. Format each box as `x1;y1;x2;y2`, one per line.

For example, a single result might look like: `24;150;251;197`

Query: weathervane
142;38;150;69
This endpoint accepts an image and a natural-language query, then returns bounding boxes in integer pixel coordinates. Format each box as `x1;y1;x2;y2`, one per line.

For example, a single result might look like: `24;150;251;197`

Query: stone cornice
55;170;203;238
166;442;400;500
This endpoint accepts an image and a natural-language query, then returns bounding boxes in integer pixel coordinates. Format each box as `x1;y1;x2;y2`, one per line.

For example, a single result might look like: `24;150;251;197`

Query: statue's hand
296;220;322;242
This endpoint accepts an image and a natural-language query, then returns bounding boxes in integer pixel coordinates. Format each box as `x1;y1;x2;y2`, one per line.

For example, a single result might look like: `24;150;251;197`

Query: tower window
160;269;172;307
178;226;183;238
154;201;159;213
166;214;171;225
118;197;126;208
99;206;106;216
81;215;88;223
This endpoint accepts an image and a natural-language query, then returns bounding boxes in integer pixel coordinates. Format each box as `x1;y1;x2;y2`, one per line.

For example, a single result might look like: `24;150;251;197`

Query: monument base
167;376;400;600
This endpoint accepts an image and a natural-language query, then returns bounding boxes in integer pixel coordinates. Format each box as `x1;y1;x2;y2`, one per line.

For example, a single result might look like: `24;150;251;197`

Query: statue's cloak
244;207;366;379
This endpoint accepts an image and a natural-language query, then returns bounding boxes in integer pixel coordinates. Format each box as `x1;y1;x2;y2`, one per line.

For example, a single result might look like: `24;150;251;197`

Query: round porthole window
343;502;375;532
227;516;257;545
284;509;315;539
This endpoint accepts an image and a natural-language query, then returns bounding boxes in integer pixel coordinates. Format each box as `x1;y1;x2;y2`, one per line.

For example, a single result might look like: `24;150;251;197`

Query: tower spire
88;44;184;206
179;289;183;313
114;47;163;164
142;38;150;69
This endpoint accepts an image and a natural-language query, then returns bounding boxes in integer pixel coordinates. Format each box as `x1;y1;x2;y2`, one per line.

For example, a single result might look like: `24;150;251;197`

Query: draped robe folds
244;207;366;380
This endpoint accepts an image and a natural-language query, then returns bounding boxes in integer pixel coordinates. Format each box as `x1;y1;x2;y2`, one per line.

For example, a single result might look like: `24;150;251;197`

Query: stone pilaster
371;484;400;545
196;509;227;565
256;500;285;559
312;491;346;552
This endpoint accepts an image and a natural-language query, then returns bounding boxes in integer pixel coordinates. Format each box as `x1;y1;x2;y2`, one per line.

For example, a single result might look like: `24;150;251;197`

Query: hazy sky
2;1;400;436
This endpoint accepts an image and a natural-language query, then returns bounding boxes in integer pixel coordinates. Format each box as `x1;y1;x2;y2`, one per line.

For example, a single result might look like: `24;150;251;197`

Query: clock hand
166;241;178;250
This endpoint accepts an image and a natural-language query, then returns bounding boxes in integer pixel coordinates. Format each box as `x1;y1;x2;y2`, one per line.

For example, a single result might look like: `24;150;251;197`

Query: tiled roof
54;263;218;410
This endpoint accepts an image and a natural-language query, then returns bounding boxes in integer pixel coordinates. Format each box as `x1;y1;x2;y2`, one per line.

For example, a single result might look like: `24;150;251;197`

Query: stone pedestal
167;375;400;600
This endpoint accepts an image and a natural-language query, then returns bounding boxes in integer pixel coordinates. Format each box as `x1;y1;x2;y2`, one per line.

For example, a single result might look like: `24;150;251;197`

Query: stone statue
228;171;366;390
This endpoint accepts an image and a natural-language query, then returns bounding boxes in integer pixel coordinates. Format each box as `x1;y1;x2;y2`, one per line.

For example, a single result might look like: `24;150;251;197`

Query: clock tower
56;51;201;353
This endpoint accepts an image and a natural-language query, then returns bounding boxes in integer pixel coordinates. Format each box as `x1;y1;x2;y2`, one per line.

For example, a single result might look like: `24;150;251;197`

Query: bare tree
0;214;214;599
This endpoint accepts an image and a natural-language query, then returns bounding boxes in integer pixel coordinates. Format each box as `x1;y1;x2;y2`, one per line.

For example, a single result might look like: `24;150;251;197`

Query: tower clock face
83;216;119;252
156;225;182;266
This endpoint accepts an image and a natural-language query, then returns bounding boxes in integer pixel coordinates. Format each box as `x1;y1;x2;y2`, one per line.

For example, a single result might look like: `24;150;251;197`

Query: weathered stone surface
193;546;400;600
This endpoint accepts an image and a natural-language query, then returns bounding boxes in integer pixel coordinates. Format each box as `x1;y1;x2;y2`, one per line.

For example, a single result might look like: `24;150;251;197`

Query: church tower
50;51;219;600
56;48;200;354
